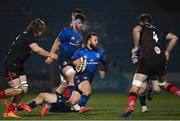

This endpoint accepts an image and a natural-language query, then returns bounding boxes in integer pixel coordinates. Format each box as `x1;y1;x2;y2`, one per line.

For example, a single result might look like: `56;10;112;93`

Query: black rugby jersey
4;31;38;67
139;24;168;60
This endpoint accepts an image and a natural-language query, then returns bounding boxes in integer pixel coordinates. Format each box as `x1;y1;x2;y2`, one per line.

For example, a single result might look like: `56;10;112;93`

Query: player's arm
131;25;142;64
133;25;142;48
45;39;61;64
45;29;67;64
99;52;108;79
71;50;82;67
165;33;178;60
29;43;57;59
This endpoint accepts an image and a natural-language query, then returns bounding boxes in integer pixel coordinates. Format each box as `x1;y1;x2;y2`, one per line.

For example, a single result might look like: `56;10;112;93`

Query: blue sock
138;94;146;106
79;95;89;107
16;100;37;111
68;86;74;96
28;100;37;109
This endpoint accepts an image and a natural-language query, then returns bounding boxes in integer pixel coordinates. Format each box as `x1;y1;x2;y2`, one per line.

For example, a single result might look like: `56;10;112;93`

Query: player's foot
79;107;92;114
141;105;148;112
40;104;49;116
121;106;134;118
3;111;21;118
175;91;180;96
147;86;153;101
18;103;32;113
4;100;17;113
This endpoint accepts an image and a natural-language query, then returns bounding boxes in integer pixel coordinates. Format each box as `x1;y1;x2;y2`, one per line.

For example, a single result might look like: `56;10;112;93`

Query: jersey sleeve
26;38;37;46
57;28;69;43
99;49;108;72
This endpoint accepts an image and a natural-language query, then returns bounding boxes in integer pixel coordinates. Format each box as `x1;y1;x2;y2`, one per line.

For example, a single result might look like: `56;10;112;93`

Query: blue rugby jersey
57;27;83;57
72;47;107;79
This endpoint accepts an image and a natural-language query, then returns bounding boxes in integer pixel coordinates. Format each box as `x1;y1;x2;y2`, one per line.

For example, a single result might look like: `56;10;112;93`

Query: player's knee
39;93;46;98
63;67;76;78
132;79;143;88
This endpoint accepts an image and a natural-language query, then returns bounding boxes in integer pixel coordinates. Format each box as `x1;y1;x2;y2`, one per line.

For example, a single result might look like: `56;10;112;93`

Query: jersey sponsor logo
154;46;161;54
71;36;75;40
83;76;88;80
63;61;68;66
153;31;159;42
69;42;80;46
83;55;88;59
95;53;100;58
87;61;99;65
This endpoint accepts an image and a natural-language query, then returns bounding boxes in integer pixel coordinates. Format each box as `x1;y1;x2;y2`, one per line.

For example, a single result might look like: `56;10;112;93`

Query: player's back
4;31;37;66
139;24;167;60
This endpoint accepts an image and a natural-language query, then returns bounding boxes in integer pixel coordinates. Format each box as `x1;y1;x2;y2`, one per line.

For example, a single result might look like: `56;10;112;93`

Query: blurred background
0;0;180;93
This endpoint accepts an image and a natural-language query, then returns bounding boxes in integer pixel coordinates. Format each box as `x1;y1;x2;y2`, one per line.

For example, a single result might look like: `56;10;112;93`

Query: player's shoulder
97;47;105;54
62;27;73;32
133;24;142;32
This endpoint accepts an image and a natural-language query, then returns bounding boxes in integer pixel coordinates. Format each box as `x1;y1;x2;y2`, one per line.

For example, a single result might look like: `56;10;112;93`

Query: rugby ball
75;57;87;73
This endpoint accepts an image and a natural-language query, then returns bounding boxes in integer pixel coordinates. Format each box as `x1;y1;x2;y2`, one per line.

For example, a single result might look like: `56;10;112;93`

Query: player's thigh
133;73;148;82
40;93;57;103
152;80;161;93
78;80;92;93
139;81;147;94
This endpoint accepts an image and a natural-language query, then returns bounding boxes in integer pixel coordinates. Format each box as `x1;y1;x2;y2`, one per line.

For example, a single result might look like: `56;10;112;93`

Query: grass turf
0;93;179;120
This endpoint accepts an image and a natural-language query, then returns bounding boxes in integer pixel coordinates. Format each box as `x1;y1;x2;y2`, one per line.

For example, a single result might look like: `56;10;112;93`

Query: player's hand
131;47;139;64
165;50;170;61
45;57;54;64
50;53;58;60
73;58;83;67
99;70;106;79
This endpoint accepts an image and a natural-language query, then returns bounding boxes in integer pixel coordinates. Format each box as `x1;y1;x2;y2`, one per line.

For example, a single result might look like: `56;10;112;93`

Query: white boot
142;105;148;112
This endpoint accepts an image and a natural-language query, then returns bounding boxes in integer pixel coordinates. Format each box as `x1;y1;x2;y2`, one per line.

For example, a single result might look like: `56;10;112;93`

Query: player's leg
11;75;28;106
66;91;81;107
62;65;76;95
28;93;57;109
121;73;148;118
77;80;92;113
152;80;161;93
158;75;180;96
138;81;148;112
3;77;23;118
56;74;68;95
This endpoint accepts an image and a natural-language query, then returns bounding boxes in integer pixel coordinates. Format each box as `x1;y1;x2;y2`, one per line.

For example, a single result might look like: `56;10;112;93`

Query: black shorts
3;62;25;81
147;75;157;81
136;58;167;76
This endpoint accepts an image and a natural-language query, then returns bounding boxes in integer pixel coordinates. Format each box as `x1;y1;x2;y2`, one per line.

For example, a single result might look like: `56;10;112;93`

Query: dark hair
138;13;152;24
74;13;85;23
72;8;82;15
85;32;98;45
27;18;46;33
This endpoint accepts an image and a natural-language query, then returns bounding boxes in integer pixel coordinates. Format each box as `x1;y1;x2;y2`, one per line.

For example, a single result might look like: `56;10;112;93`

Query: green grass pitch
0;93;179;120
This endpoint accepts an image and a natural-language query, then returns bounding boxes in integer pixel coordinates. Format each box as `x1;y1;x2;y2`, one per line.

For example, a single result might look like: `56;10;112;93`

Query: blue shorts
57;51;73;71
74;73;94;93
49;94;71;112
